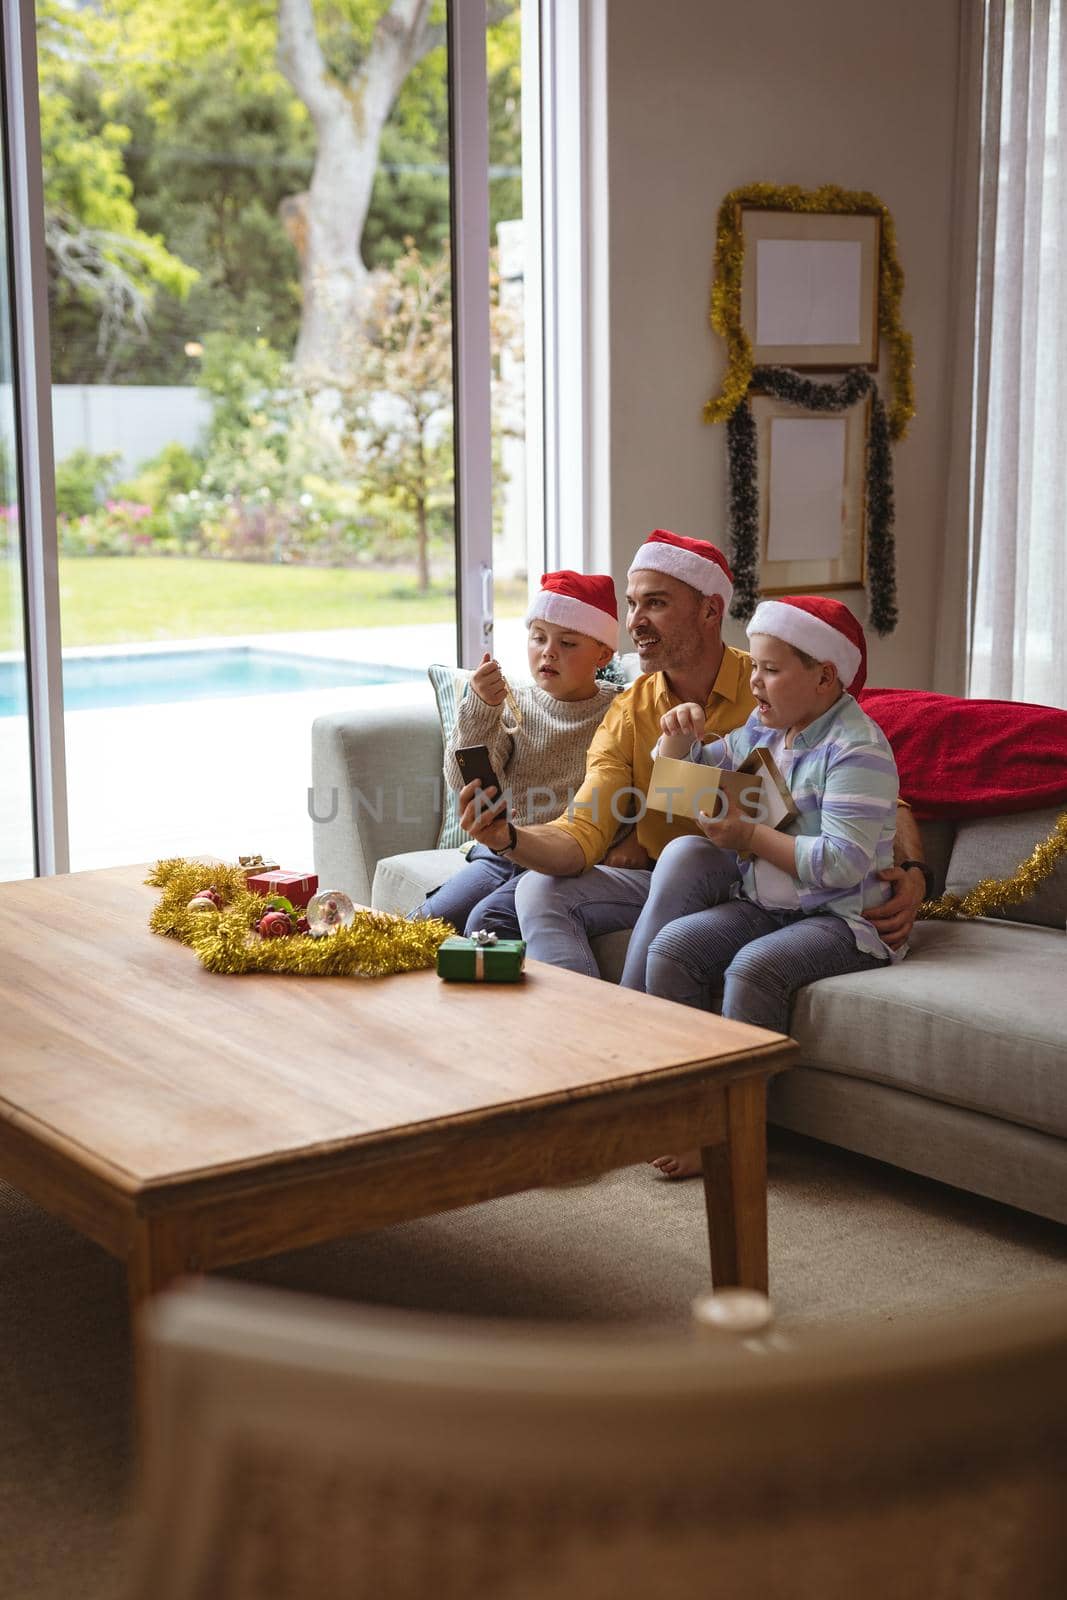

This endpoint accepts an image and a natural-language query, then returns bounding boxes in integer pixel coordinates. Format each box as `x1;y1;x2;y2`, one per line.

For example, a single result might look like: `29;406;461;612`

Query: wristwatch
899;859;935;899
489;821;518;857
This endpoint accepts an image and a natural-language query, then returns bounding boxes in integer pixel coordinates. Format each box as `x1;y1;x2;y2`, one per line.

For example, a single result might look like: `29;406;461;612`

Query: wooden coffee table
0;866;795;1312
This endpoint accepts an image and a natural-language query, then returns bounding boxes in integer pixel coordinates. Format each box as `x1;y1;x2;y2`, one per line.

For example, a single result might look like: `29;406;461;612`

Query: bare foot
649;1149;702;1180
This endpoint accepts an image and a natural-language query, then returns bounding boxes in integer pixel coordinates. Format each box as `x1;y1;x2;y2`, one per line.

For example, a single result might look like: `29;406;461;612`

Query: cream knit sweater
444;680;618;827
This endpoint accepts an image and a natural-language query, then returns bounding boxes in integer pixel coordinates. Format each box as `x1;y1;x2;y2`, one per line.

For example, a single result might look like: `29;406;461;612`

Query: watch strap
489;821;518;857
900;858;934;898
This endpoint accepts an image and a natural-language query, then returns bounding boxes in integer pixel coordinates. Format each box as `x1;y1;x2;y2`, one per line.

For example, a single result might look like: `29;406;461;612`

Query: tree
39;1;520;383
117;59;315;377
358;241;452;589
276;0;444;382
277;0;516;384
37;0;198;379
357;239;519;588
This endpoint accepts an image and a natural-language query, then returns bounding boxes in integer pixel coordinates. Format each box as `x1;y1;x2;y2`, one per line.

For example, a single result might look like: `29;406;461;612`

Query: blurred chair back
132;1279;1067;1600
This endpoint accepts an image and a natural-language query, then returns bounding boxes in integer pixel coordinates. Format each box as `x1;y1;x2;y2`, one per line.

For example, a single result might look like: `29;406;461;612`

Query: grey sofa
311;693;1067;1225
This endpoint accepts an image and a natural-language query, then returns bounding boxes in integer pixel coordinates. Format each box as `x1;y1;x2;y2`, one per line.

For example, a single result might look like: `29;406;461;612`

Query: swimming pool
0;647;422;716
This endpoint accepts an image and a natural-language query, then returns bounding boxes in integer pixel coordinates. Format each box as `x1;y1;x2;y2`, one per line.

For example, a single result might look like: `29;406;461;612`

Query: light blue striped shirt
693;692;903;962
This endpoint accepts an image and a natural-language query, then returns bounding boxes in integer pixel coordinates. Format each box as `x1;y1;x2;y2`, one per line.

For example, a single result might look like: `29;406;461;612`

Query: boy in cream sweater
414;572;620;937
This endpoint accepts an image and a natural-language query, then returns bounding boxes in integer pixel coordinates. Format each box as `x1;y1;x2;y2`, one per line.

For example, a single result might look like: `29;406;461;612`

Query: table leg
128;1214;199;1462
128;1214;194;1319
700;1075;769;1294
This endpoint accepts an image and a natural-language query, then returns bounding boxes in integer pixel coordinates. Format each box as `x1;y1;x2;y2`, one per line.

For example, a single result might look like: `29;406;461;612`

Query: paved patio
0;617;529;883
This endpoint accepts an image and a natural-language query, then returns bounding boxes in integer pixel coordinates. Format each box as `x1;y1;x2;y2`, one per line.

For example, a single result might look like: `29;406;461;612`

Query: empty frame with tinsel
740;208;881;370
751;386;868;594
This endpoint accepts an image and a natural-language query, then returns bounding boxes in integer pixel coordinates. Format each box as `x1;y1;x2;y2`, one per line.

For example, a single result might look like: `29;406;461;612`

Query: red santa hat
747;596;867;695
525;570;619;651
627;529;734;608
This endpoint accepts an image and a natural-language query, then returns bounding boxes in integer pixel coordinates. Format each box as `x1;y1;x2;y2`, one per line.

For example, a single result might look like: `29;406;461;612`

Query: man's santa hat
627;530;734;609
747;596;867;695
525;570;618;651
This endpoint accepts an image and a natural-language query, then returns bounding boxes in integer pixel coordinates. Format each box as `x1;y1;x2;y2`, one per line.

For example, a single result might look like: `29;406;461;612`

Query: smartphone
454;744;506;807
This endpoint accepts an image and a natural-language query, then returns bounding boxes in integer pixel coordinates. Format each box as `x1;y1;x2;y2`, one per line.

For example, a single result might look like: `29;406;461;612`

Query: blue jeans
414;844;525;937
513;834;740;981
645;898;887;1034
619;835;740;991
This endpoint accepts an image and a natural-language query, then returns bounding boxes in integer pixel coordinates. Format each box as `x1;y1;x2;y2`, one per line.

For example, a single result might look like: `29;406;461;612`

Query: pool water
0;647;422;716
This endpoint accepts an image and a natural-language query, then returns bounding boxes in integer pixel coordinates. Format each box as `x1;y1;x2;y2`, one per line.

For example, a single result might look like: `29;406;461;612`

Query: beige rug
2;1130;1066;1599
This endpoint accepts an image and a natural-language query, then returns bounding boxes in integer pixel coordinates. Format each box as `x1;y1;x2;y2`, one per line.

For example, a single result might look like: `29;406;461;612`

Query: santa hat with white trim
747;595;868;695
525;570;619;651
627;529;734;609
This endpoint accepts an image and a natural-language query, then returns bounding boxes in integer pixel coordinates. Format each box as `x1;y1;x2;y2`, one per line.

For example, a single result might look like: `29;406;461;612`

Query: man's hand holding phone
458;778;512;852
454;744;512;852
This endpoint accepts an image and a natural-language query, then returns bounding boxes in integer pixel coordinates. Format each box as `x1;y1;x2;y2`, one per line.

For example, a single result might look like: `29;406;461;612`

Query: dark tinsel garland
727;366;898;637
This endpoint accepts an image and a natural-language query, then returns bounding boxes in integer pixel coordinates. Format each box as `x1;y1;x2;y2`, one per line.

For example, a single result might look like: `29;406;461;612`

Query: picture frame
750;389;869;594
739;207;881;369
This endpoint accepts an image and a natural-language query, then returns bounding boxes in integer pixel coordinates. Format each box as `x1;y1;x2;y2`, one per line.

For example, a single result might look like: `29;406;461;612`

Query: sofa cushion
311;697;445;908
427;664;474;849
944;806;1067;929
858;688;1067;820
790;919;1067;1139
372;849;469;916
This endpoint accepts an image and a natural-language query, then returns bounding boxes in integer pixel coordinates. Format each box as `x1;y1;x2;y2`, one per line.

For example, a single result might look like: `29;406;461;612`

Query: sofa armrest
310;695;445;906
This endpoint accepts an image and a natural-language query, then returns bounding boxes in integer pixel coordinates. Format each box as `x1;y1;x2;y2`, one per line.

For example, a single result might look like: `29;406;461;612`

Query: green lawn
2;558;527;650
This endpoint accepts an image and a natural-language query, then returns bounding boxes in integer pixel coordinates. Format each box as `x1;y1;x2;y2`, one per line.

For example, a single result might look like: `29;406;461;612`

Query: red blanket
858;688;1067;820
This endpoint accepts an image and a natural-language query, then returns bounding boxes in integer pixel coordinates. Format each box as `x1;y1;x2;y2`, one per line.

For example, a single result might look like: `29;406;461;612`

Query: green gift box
436;934;526;983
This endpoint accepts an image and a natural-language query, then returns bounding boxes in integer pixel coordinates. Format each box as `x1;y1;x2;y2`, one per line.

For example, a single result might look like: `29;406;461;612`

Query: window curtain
964;0;1067;707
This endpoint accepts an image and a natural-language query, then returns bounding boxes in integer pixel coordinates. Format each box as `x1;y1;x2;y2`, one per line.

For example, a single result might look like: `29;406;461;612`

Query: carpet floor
2;1129;1066;1599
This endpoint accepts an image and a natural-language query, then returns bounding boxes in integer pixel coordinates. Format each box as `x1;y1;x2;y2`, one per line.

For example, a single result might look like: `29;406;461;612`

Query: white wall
603;0;961;688
52;385;212;477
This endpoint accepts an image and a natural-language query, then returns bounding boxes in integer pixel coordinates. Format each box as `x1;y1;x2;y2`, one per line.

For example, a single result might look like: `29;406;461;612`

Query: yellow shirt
547;645;757;868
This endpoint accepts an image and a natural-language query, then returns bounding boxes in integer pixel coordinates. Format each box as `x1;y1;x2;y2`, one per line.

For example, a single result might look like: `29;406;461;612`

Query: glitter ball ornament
258;910;292;938
187;894;221;916
306;890;356;936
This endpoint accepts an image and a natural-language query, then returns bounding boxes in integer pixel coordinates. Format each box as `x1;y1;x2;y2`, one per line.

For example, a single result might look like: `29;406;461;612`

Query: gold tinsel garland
703;183;916;442
919;812;1067;921
147;858;451;976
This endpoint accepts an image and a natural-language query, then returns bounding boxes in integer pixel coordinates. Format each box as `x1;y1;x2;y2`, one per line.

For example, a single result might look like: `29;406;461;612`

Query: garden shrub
54;448;122;518
116;442;202;508
59;499;155;556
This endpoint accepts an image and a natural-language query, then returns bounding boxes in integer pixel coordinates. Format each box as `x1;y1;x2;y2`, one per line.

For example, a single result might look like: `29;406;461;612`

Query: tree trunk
415;490;430;591
277;0;440;386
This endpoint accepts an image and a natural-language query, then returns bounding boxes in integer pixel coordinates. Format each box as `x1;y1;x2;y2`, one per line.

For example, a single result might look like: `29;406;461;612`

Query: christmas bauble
187;894;220;917
258;910;292;938
306;890;356;935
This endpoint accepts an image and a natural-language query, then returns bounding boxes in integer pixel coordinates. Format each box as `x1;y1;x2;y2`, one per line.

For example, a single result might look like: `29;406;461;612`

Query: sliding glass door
22;0;533;872
0;93;36;880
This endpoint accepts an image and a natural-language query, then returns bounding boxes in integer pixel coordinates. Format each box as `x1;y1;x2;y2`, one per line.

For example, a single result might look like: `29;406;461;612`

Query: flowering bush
58;499;161;556
167;343;380;562
192;484;373;566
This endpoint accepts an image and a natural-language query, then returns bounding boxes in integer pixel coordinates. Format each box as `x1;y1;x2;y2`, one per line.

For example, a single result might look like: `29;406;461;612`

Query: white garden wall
51;386;213;477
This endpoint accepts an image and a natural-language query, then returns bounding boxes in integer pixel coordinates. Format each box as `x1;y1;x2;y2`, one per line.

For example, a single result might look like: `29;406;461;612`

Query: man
459;529;926;979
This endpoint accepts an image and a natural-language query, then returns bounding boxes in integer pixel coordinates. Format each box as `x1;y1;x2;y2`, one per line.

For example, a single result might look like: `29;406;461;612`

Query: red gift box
247;870;319;909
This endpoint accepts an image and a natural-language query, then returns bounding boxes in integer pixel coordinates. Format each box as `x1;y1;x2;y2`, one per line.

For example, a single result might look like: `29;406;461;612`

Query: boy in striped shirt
643;597;902;1178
